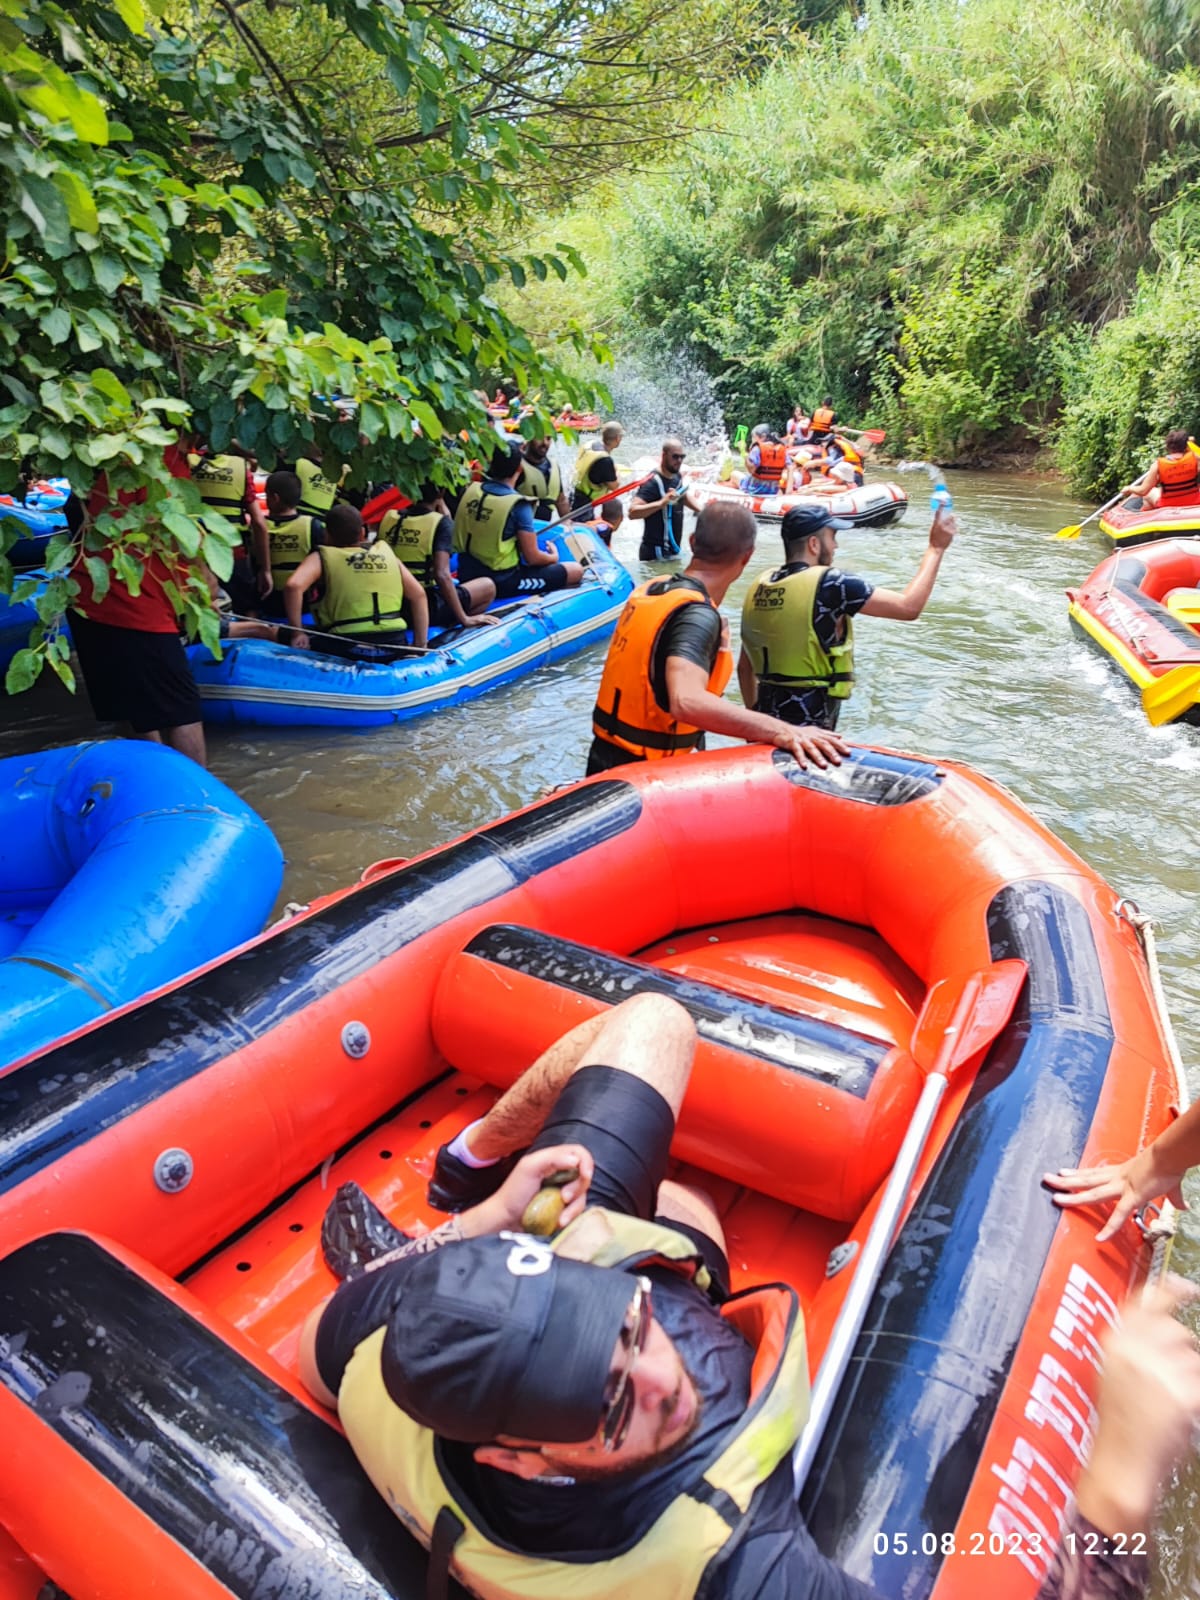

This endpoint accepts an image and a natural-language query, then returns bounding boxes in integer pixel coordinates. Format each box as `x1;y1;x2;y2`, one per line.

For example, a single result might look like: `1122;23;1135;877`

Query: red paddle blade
911;960;1027;1077
361;487;411;528
860;428;886;445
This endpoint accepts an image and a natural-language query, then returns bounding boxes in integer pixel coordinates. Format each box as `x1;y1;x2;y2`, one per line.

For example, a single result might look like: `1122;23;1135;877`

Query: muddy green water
4;465;1199;1589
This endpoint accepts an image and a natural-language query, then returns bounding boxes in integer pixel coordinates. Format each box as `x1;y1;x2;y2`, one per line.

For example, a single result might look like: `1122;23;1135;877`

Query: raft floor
185;912;923;1378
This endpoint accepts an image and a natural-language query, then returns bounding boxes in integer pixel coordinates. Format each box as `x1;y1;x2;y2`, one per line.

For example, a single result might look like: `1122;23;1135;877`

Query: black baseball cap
781;504;853;543
379;1235;636;1444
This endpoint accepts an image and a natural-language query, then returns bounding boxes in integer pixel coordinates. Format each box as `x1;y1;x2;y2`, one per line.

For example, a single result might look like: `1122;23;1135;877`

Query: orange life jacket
1158;454;1200;505
753;441;789;484
592;578;732;760
835;439;863;468
811;406;836;435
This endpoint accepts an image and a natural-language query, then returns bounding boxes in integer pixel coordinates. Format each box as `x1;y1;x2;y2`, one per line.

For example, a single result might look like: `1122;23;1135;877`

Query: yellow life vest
378;509;441;588
295;457;343;519
517;458;563;510
574;448;610;504
337;1209;808;1600
454;483;521;572
267;513;318;591
315;543;409;636
592;578;732;759
188;453;247;513
740;563;855;700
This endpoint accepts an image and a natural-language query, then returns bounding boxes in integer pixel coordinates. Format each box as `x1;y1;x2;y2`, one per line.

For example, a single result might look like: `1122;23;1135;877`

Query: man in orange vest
587;501;848;775
809;396;838;444
740;426;791;495
1123;430;1200;509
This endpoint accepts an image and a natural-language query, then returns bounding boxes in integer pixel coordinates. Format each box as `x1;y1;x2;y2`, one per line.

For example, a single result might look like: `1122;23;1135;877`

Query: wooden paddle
1054;488;1128;541
1142;664;1200;726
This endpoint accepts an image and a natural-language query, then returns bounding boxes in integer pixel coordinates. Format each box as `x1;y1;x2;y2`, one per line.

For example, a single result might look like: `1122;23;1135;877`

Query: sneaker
321;1181;411;1280
427;1142;517;1213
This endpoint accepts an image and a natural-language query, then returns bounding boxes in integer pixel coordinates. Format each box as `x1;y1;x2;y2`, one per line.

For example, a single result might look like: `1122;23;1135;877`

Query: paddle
837;427;887;445
1141;664;1200;726
792;958;1028;1493
1054;488;1128;542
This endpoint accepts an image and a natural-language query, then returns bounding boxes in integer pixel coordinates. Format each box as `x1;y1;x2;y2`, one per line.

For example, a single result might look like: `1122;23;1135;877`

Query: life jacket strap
426;1505;466;1600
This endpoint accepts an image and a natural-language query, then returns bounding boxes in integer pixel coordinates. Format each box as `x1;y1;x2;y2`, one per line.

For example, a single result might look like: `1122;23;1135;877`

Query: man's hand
1076;1276;1200;1535
663;489;678;507
771;723;850;769
929;509;957;550
292;629;312;651
1044;1147;1188;1242
463;613;500;628
257;571;274;599
471;1145;595;1235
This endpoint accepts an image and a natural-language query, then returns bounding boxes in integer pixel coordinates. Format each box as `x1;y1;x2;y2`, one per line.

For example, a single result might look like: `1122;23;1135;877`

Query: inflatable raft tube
1099;498;1200;546
689;477;909;526
1067;537;1200;724
0;741;283;1067
0;497;68;570
0;745;1181;1599
188;524;634;729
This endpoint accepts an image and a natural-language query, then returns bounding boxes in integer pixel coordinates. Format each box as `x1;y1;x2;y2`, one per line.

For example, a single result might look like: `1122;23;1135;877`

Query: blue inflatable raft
0;742;284;1066
0;479;69;569
188;524;635;729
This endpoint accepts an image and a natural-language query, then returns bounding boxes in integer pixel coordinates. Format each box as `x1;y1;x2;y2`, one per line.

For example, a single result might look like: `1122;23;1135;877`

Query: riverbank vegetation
0;0;754;686
510;0;1200;492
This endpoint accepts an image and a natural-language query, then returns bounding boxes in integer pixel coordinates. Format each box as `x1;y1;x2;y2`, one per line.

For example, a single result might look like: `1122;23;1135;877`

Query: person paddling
1122;429;1200;510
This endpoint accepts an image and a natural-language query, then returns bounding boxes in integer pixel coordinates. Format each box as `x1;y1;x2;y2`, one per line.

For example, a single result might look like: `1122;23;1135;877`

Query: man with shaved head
629;438;703;561
589;500;848;774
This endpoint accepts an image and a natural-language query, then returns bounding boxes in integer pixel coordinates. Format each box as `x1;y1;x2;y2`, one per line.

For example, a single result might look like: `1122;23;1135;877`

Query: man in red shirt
68;442;207;767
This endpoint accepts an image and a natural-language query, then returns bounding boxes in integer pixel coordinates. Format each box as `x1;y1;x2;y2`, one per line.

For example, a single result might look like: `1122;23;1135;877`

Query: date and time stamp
870;1530;1147;1560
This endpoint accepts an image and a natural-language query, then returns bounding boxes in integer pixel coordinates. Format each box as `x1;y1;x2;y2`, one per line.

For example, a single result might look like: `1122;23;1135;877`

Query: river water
4;463;1200;1591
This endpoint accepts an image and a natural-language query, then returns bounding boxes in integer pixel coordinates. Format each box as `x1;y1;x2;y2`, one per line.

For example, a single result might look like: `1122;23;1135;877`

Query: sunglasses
600;1276;652;1452
666;452;686;462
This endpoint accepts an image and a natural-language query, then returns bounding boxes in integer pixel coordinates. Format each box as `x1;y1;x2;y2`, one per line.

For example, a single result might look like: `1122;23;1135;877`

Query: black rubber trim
462;924;890;1096
0;1232;447;1599
0;782;642;1199
800;880;1114;1595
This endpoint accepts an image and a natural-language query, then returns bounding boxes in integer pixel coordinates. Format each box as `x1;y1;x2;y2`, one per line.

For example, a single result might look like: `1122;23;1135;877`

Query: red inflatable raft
1098;498;1200;546
1067;536;1200;725
0;745;1184;1600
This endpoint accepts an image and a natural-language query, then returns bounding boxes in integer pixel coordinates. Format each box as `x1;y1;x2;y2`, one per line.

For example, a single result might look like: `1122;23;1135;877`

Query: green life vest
336;1208;809;1600
454;482;521;572
378;508;441;588
267;512;318;591
315;543;409;636
295;457;342;519
574;448;610;504
189;453;247;513
740;563;855;700
517;458;563;512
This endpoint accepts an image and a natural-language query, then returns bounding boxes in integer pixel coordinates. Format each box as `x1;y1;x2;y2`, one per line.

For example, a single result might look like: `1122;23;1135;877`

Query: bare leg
466;994;697;1162
162;720;207;767
461;577;496;614
561;560;585;588
656;1178;727;1254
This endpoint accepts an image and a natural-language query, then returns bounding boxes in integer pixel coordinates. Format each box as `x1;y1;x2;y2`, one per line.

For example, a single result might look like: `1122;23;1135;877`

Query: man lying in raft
738;502;955;732
285;502;429;657
298;993;1195;1600
1122;429;1200;510
587;501;848;775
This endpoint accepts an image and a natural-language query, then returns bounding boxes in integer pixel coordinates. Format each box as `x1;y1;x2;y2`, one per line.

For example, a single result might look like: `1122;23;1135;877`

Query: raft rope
1115;897;1190;1283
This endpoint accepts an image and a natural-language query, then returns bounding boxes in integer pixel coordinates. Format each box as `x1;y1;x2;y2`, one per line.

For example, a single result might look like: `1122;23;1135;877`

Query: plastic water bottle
928;471;953;515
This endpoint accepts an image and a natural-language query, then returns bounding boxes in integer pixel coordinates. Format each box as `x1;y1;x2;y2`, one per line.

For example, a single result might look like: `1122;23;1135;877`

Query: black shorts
70;613;202;734
312;630;408;661
529;1064;730;1297
491;563;570;599
428;584;474;629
